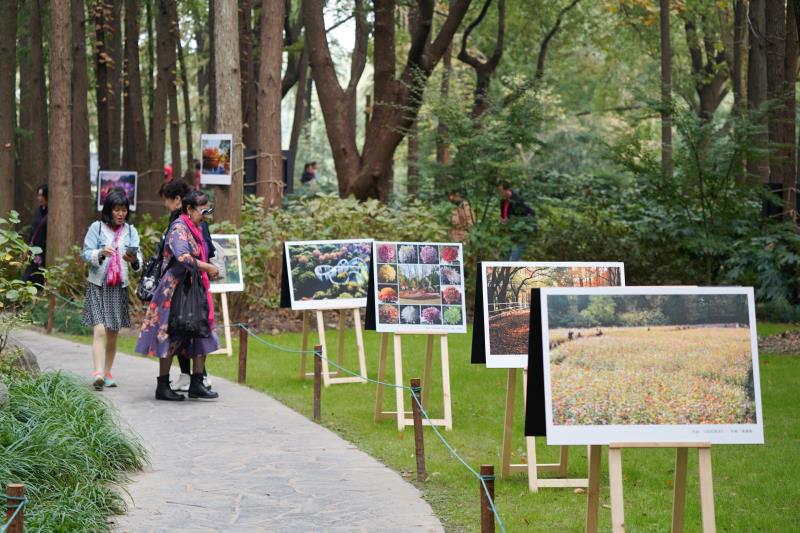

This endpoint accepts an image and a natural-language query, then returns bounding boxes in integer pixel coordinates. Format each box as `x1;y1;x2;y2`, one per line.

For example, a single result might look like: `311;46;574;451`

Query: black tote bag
167;260;211;339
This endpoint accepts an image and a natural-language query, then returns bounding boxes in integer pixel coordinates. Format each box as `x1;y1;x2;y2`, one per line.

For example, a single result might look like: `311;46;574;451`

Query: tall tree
240;0;259;150
109;0;123;168
207;0;217;132
747;0;769;184
781;0;797;218
17;0;49;225
0;0;16;218
436;44;452;167
48;0;74;261
457;0;505;118
213;0;244;222
92;1;113;170
167;5;181;179
177;37;194;176
256;0;284;209
304;0;472;201
141;0;177;217
122;0;148;174
659;0;672;178
72;0;92;237
288;49;309;183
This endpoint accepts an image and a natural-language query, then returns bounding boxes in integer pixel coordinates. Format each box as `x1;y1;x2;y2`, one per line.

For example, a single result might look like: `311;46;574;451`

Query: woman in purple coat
135;191;220;401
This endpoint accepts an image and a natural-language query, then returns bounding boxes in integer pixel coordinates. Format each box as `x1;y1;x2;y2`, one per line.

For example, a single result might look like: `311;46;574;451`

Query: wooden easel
500;367;588;491
374;332;453;431
299;308;367;387
585;442;716;533
209;292;233;356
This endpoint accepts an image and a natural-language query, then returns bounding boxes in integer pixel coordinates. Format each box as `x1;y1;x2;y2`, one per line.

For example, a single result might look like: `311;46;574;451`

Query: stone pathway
11;330;443;533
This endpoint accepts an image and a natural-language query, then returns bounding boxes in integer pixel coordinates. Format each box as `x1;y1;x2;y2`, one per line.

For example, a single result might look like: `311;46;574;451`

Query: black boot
156;375;185;401
189;372;219;400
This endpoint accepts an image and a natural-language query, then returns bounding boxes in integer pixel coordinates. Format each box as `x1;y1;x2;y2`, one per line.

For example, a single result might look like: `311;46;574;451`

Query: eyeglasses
200;207;214;217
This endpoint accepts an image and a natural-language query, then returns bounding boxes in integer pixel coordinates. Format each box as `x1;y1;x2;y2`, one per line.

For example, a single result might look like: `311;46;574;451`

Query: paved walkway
11;330;443;533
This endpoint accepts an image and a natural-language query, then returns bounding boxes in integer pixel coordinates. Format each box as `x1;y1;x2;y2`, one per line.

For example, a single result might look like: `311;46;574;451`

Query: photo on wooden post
536;286;764;445
209;234;244;293
284;239;373;310
372;241;467;333
97;170;138;211
479;262;625;368
200;133;233;185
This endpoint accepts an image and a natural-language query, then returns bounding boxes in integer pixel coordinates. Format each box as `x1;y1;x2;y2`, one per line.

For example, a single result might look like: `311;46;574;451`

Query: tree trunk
240;0;259;150
48;0;74;261
0;0;16;218
207;0;217;132
214;0;244;222
177;37;194;175
92;1;111;170
194;24;208;134
146;0;155;146
142;0;177;217
659;0;672;178
72;0;92;238
406;120;418;196
732;1;747;116
168;8;182;179
765;0;788;195
747;0;769;184
123;0;147;173
436;44;452;167
109;0;123;169
288;49;309;187
255;0;284;209
17;0;49;226
783;1;797;218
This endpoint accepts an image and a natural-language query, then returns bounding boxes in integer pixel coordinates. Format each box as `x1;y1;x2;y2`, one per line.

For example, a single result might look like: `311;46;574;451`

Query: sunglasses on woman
200;207;214;217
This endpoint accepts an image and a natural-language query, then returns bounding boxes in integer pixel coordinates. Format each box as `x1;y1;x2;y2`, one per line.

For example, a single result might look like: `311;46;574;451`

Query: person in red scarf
135;191;220;401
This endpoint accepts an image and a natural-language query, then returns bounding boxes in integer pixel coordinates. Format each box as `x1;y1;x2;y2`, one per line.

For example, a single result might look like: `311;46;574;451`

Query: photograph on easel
538;286;764;445
200;133;233;185
209;234;244;293
97;170;138;211
372;241;466;333
481;262;625;368
285;239;372;310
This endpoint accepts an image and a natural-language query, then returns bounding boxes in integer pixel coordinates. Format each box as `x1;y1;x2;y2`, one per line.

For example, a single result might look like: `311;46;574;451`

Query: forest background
2;0;800;320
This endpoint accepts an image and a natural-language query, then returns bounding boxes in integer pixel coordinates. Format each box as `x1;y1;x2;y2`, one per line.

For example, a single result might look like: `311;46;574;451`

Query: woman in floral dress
135;191;220;401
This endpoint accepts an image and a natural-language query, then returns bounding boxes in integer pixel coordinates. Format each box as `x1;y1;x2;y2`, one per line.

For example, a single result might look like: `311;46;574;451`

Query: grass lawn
67;323;800;532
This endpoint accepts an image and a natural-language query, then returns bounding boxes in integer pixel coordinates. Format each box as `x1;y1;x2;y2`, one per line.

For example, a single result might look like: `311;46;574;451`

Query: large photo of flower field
373;242;466;333
483;262;624;368
542;288;763;445
285;240;372;310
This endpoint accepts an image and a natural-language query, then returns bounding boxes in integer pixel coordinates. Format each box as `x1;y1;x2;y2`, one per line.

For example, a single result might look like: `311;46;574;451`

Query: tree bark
48;0;74;261
92;1;112;170
142;0;177;217
304;0;471;201
0;0;16;218
123;0;148;173
177;37;194;175
659;0;672;178
213;0;244;222
732;1;747;116
110;0;123;168
436;44;452;167
207;0;217;132
255;0;284;209
406;120;419;195
765;0;788;196
146;0;155;145
457;0;505;118
17;0;49;226
288;49;309;189
240;0;259;150
747;0;769;184
72;0;92;238
783;1;797;218
168;9;182;179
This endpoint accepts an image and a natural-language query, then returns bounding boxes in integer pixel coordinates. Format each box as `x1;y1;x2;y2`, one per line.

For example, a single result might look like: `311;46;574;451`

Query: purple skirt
135;268;219;359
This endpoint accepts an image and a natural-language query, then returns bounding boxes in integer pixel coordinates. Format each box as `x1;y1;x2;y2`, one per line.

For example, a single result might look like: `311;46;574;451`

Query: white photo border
96;170;138;211
200;133;234;185
209;234;244;293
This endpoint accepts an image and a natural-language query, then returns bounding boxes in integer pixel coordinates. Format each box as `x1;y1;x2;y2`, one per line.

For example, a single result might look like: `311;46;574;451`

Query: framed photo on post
97;170;138;211
209;234;244;293
535;286;764;445
200;133;233;185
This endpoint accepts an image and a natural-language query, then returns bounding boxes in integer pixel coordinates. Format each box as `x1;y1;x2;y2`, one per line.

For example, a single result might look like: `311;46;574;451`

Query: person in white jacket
81;189;143;390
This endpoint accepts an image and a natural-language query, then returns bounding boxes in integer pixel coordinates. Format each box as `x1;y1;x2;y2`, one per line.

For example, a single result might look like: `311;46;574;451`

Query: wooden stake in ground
410;378;426;482
479;465;495;533
313;344;322;421
5;483;25;533
237;325;248;384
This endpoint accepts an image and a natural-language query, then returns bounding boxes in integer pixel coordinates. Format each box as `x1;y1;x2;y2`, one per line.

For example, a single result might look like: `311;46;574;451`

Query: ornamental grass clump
0;372;147;531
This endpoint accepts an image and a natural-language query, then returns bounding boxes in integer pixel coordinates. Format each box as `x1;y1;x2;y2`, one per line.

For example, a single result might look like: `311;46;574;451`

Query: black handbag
136;228;172;302
167;260;211;339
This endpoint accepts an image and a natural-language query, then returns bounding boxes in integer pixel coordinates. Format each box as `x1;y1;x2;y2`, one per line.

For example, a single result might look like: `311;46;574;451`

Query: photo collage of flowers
374;242;467;332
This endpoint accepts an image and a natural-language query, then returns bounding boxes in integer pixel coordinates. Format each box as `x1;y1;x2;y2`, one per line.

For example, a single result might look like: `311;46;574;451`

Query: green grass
0;372;147;532
754;322;800;337
68;326;799;532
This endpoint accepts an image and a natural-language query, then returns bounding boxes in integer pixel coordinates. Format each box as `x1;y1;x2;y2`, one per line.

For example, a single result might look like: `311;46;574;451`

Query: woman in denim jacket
81;189;144;390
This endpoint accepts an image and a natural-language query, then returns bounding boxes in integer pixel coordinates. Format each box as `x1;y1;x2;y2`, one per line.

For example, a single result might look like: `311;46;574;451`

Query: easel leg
527;436;539;492
374;333;389;421
300;311;309;380
220;293;232;356
440;335;452;431
698;448;716;533
608;447;625;533
316;311;331;388
500;368;517;479
672;447;688;533
337;311;346;365
421;335;434;409
353;309;367;380
393;334;405;431
585;445;602;533
559;446;569;477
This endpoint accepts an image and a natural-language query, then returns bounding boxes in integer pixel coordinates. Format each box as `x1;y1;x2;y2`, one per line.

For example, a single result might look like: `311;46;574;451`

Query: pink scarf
180;214;215;328
105;224;124;286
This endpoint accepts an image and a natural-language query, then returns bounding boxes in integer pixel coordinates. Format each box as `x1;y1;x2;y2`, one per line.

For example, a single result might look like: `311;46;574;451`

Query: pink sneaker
104;371;117;388
91;371;104;390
